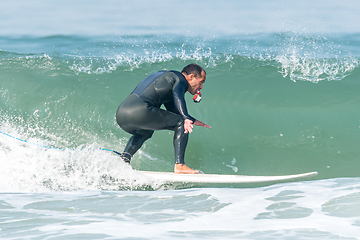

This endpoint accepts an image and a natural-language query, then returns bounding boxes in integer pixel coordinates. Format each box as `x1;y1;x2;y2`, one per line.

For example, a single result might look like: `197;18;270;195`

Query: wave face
1;33;360;192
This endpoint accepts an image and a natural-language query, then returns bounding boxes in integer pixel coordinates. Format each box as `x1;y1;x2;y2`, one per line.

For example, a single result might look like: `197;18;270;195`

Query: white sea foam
1;178;360;239
276;54;359;83
0;122;162;192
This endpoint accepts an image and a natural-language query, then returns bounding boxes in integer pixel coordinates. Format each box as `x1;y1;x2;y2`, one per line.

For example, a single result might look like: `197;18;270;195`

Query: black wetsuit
116;70;196;164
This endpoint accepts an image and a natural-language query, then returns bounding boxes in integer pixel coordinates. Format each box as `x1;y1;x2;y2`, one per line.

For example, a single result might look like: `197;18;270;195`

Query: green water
1;49;360;178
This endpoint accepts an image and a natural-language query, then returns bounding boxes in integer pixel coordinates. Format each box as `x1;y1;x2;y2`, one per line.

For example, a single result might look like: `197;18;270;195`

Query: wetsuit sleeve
170;78;196;123
165;100;196;122
164;101;177;114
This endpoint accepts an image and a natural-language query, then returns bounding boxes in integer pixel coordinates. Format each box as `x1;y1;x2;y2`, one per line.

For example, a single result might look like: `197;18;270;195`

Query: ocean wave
1;37;359;84
68;46;233;74
275;55;359;83
0;51;62;73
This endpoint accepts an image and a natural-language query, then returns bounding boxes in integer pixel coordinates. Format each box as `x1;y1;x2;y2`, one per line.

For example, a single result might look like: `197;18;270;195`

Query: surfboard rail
138;171;318;184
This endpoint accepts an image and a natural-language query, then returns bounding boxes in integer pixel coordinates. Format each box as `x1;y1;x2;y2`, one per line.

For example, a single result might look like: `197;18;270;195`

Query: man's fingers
184;119;193;133
184;127;192;134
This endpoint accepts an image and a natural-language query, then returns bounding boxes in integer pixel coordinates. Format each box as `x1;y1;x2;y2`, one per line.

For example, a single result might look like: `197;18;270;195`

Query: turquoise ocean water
1;0;360;239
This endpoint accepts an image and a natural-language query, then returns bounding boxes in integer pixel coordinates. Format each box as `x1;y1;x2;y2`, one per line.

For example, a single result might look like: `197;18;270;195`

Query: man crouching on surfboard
116;63;211;174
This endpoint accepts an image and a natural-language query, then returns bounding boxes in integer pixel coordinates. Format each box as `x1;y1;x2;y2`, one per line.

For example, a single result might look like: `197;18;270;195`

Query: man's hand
184;119;194;134
184;119;211;134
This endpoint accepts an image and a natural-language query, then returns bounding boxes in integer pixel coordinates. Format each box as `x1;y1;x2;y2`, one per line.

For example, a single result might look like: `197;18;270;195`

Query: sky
0;0;359;36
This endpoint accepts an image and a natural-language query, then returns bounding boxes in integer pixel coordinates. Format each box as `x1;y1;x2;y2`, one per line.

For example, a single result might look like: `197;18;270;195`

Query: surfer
116;63;211;174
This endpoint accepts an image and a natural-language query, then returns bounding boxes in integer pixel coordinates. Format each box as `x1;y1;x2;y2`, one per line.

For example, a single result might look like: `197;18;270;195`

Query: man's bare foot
174;164;199;174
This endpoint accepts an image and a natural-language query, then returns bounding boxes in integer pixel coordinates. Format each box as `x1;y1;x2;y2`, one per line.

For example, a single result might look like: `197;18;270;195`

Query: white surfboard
138;171;318;184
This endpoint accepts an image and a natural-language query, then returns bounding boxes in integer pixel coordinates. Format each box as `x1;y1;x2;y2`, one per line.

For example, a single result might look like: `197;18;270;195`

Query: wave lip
275;55;359;83
1;33;359;83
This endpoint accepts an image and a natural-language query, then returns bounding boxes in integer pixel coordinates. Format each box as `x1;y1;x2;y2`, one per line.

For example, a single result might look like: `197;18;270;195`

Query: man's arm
171;77;196;122
164;101;179;114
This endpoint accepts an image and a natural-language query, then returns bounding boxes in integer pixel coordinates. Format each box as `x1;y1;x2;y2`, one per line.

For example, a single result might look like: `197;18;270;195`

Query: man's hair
181;63;206;78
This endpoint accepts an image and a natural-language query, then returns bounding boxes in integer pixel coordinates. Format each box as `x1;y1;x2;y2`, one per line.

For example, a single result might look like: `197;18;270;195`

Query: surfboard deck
138;171;318;184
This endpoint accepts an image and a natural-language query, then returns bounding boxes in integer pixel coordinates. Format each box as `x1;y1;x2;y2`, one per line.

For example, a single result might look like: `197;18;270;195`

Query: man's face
187;70;206;95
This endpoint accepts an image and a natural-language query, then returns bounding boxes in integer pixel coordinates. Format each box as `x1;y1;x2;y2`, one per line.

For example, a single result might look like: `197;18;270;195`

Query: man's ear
188;73;195;81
